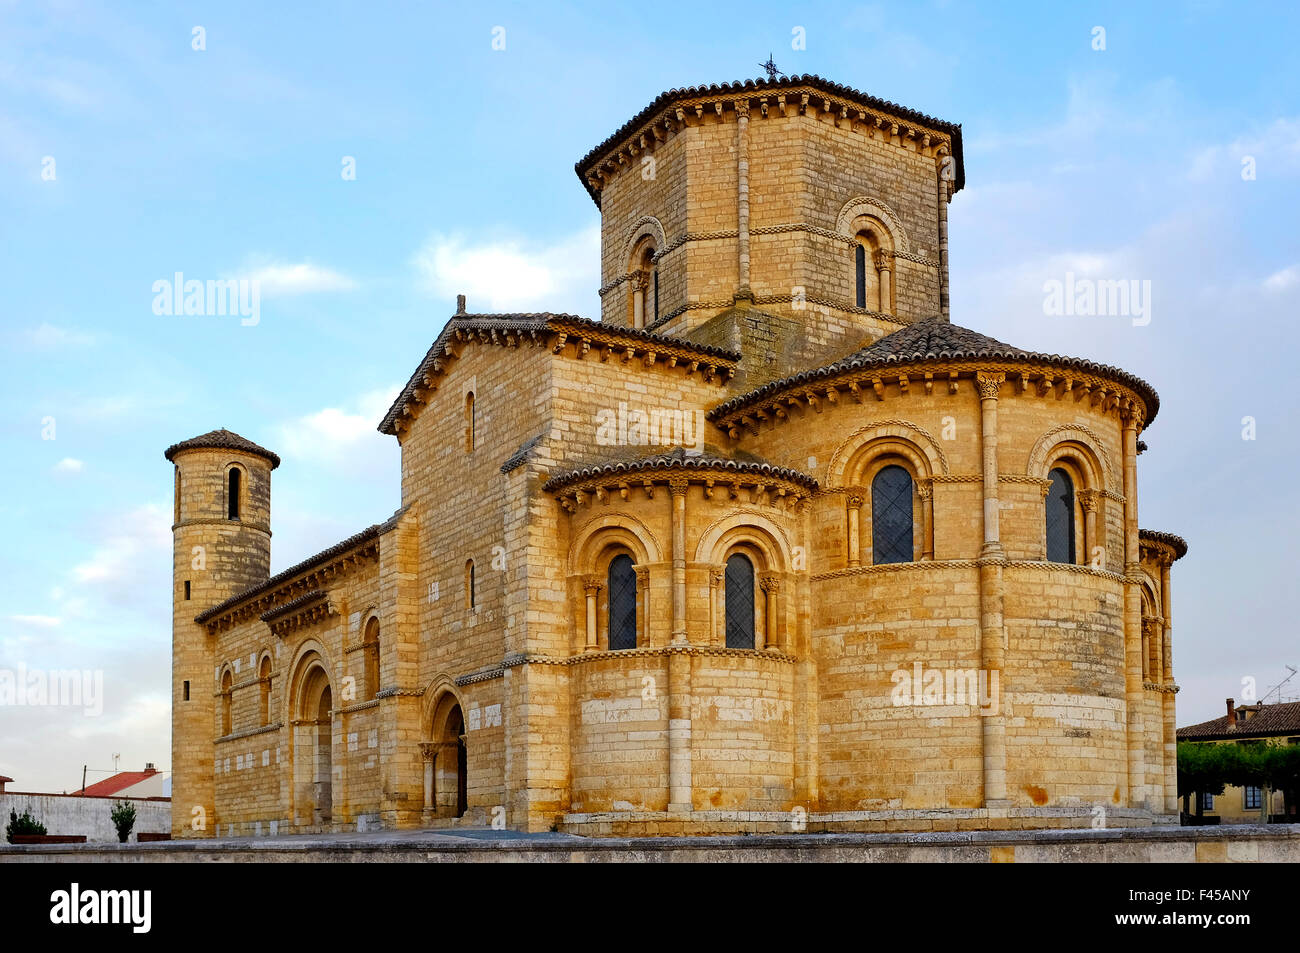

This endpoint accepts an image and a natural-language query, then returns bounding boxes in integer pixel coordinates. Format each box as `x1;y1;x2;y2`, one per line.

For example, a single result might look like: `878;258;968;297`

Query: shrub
110;800;137;843
5;809;47;842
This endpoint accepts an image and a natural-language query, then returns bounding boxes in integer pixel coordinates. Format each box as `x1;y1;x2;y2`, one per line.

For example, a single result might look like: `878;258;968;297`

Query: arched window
855;243;867;308
466;560;476;609
607;554;637;650
465;392;476;453
220;669;233;735
630;242;656;329
1046;468;1076;564
227;467;241;520
872;465;914;564
363;617;380;699
724;553;756;649
258;656;272;727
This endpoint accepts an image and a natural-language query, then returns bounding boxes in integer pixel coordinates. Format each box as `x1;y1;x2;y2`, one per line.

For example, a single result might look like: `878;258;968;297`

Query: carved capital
630;271;650;292
708;567;724;588
582;576;603;597
1077;488;1100;513
1121;399;1146;430
915;477;933;502
634;565;651;588
758;571;781;594
976;372;1005;401
668;476;690;496
846;493;864;510
873;249;892;272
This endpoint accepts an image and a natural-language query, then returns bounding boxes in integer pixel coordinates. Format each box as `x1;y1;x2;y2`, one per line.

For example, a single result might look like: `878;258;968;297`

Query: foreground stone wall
1;793;170;844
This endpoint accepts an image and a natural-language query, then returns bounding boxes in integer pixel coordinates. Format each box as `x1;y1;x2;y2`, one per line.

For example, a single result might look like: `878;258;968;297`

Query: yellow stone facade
168;75;1185;838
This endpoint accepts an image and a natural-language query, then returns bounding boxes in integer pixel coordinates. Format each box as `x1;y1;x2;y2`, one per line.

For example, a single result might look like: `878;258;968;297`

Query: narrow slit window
466;560;476;609
724;553;756;649
184;580;191;600
607;554;637;650
1046;468;1076;564
183;680;190;702
227;468;241;520
855;243;867;308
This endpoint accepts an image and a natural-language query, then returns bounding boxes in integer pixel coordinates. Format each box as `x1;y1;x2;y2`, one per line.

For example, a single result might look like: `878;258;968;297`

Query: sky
1;0;1297;794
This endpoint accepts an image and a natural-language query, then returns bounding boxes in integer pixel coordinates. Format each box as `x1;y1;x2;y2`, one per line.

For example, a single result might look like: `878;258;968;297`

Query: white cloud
412;225;600;314
52;457;84;474
235;259;358;296
1186;117;1300;183
26;323;96;349
9;614;62;628
1263;264;1299;292
71;503;171;590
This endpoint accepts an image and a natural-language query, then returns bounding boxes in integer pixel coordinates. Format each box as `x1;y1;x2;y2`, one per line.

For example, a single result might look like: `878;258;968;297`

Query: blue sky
2;0;1298;793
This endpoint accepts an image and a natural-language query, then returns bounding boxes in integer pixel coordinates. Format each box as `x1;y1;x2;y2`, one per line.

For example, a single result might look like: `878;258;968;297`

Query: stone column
582;576;601;653
735;98;753;302
419;743;437;812
976;371;1008;806
630;272;648;329
937;152;952;318
759;572;781;652
635;565;651;648
846;494;863;567
707;567;723;646
917;478;935;560
1121;401;1146;808
874;250;893;314
1160;557;1177;814
667;476;692;812
669;478;688;644
1077;489;1099;568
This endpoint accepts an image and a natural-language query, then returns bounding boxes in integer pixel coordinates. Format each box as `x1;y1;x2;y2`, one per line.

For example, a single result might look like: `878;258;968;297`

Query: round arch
569;514;663;574
623;216;667;267
835;196;910;252
828;420;949;487
1027;425;1114;492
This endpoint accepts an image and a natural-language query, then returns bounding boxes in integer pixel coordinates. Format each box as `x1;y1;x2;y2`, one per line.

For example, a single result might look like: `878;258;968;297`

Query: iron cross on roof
759;54;781;81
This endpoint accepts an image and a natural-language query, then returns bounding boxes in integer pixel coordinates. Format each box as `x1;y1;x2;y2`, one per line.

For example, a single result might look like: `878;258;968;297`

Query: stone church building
167;74;1187;838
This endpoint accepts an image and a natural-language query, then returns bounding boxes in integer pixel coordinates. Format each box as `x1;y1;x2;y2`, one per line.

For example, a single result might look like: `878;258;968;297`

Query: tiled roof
708;316;1161;426
542;446;818;492
78;770;158;797
1178;701;1300;741
378;313;739;436
260;590;327;623
194;507;406;624
164;428;281;469
1139;529;1189;560
575;73;965;205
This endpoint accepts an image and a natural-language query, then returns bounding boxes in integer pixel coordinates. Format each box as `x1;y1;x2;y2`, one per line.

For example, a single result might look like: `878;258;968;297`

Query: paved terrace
2;825;1297;862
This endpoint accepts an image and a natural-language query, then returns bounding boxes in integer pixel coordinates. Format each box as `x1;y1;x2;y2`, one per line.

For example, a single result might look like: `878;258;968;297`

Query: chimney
1226;698;1236;722
456;294;467;315
144;763;157;774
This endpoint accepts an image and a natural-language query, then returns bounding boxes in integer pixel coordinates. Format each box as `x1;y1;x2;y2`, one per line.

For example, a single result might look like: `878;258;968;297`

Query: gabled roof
194;507;406;625
378;313;739;437
576;73;965;205
164;428;281;469
542;446;818;493
708;316;1161;426
1178;701;1300;741
78;770;158;797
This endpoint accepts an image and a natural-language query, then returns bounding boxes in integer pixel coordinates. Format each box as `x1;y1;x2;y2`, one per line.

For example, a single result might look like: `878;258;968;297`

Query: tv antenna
1261;665;1297;704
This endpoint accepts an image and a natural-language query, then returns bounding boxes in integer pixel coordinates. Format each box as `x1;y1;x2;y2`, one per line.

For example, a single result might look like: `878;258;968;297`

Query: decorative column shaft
874;250;893;315
708;568;723;646
1160;557;1177;814
917;478;935;560
669;478;688;644
635;565;651;648
1079;489;1100;569
759;572;781;652
735;99;752;301
846;494;863;567
582;577;601;652
937;155;951;318
1121;401;1146;808
975;371;1007;806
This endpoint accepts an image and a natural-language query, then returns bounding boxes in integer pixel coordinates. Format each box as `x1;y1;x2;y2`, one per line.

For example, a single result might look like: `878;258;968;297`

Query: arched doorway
426;690;468;819
291;656;333;829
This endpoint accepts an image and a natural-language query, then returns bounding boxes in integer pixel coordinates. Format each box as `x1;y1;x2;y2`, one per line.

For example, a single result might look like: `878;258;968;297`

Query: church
167;73;1187;838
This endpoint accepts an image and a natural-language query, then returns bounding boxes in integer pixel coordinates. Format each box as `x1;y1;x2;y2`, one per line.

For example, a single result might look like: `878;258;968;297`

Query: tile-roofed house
77;764;166;798
1178;700;1300;742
